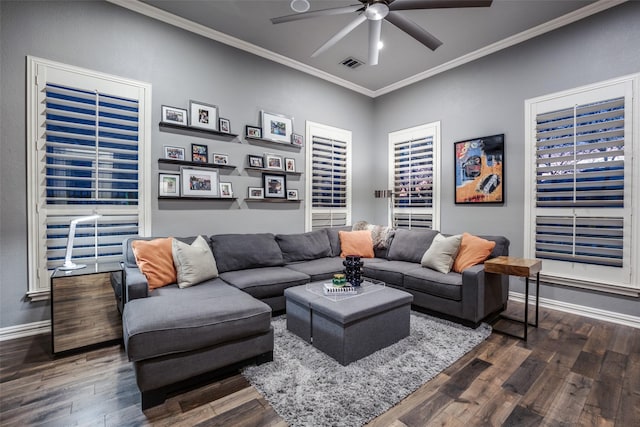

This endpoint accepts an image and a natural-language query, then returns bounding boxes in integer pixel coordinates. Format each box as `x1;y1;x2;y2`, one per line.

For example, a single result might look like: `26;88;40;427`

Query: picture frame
181;167;219;198
191;143;208;163
454;134;504;204
264;153;283;170
161;105;188;126
164;145;185;161
159;173;180;197
189;100;218;131
284;157;296;173
291;133;304;147
248;187;264;199
212;153;229;165
263;173;287;199
219;182;233;198
219;117;231;133
248;155;264;169
260;110;293;144
287;189;299;200
246;125;262;139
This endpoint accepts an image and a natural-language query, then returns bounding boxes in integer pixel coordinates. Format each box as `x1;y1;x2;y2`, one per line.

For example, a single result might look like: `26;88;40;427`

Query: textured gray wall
0;0;374;328
373;2;640;317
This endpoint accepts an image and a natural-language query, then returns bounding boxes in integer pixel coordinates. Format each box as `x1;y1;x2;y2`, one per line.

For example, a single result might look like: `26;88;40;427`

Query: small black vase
343;255;363;287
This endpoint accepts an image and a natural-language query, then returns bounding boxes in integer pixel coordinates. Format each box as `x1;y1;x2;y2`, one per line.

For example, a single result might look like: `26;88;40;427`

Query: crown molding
108;0;625;99
106;0;376;98
374;0;628;97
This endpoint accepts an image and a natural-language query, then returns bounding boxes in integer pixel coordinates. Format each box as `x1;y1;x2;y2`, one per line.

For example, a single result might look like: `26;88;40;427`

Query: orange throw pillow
132;238;176;290
452;233;496;273
339;230;374;258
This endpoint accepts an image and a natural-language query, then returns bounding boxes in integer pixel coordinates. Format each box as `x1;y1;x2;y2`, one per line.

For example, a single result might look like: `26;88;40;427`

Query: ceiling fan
271;0;492;66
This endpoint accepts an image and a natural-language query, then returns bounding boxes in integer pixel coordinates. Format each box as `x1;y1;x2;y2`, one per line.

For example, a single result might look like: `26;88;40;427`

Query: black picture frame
454;134;504;204
246;125;262;139
263;173;287;199
191;143;208;163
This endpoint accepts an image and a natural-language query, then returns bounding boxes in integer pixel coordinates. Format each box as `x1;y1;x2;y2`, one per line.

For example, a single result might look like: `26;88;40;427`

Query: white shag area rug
242;311;491;427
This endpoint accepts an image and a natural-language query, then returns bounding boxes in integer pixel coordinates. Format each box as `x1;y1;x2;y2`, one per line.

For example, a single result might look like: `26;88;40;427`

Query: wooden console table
484;256;542;341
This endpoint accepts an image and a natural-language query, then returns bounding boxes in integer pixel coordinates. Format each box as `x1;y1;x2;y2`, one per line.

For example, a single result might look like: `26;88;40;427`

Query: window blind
534;97;625;267
392;136;434;229
310;136;349;229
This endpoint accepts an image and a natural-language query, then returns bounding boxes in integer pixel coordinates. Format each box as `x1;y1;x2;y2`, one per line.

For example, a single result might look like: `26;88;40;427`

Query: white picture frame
181;167;219;198
159;173;180;197
161;105;188;126
219;182;233;198
287;189;299;200
264;153;283;170
248;187;264;199
285;157;296;172
260;110;293;144
190;100;218;131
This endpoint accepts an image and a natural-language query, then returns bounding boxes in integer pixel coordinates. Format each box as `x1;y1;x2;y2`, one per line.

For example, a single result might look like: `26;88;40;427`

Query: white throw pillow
420;234;463;274
172;235;218;288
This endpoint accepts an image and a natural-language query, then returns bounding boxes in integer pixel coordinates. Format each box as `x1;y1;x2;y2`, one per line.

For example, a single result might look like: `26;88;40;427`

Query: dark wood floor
1;302;639;426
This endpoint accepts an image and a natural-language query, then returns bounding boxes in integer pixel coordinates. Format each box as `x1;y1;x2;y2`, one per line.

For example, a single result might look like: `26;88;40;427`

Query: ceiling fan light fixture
290;0;310;13
364;3;389;21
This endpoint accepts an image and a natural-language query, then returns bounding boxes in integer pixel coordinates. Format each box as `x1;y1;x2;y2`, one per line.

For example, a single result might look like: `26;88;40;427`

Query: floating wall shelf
158;158;236;170
159;122;239;140
245;136;302;150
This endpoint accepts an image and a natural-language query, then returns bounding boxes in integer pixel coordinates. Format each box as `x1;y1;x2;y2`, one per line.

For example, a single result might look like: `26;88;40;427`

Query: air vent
340;57;364;69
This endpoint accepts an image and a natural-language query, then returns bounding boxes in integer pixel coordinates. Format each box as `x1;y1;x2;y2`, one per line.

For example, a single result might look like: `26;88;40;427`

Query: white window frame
305;121;352;231
388;122;441;230
26;56;152;300
524;73;639;295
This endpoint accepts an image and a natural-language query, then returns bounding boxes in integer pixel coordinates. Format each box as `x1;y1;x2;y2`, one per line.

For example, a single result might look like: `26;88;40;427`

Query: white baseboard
509;291;640;329
0;320;51;342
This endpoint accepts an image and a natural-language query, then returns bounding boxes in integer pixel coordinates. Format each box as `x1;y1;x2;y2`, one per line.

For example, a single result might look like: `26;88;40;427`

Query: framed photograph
219;117;231;133
219;182;233;198
248;187;264;199
263;173;287;199
291;133;304;147
287;189;299;200
161;105;188;126
189;100;218;131
181;167;219;198
246;125;262;139
260;111;293;144
454;134;504;204
159;173;180;197
192;143;208;163
212;153;229;165
284;157;296;173
164;145;185;161
248;155;264;169
264;153;283;170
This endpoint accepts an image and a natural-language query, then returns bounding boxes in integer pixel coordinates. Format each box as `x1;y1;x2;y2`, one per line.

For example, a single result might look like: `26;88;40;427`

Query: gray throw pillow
420;233;463;274
172;235;218;288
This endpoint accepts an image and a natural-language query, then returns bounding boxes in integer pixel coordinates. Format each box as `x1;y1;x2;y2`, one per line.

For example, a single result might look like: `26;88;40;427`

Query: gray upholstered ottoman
284;281;413;365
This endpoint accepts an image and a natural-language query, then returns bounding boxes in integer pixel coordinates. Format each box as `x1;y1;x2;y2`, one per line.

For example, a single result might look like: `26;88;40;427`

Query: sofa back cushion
386;229;440;263
276;230;332;263
211;233;284;273
323;225;352;257
479;235;510;258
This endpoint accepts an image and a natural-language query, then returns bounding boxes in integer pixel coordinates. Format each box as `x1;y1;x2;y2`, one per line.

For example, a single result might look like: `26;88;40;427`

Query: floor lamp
374;189;394;227
59;214;101;271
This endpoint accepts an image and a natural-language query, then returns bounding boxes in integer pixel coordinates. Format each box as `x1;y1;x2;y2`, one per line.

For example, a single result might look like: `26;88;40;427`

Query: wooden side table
51;262;124;355
484;256;542;341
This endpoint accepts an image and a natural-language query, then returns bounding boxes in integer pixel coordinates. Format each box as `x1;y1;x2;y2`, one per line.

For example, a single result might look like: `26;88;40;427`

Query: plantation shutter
392;137;434;229
310;136;349;230
535;97;625;267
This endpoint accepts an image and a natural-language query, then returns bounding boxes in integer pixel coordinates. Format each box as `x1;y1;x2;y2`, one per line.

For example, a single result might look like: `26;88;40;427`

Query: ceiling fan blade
271;4;363;24
312;14;367;58
368;19;382;66
390;0;492;11
385;11;442;51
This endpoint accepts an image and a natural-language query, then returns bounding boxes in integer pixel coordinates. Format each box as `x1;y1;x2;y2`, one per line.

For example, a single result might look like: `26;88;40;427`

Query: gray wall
0;0;374;328
372;2;640;317
1;0;638;330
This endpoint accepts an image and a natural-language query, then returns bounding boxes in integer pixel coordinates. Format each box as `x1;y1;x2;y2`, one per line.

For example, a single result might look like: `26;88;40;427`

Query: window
388;122;441;230
524;74;639;294
305;121;352;231
27;57;151;299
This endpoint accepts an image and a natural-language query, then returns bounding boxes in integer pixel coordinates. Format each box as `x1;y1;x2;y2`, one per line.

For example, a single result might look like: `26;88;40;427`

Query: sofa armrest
124;266;149;302
460;264;508;325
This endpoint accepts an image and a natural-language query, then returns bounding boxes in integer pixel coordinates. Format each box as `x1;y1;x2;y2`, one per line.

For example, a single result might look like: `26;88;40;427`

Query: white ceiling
116;0;622;97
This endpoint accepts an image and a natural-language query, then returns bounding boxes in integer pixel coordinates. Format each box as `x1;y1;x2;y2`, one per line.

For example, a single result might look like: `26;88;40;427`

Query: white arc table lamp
59;214;101;271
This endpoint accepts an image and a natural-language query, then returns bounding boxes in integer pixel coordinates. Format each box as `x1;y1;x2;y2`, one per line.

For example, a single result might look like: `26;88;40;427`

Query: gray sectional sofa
115;226;509;408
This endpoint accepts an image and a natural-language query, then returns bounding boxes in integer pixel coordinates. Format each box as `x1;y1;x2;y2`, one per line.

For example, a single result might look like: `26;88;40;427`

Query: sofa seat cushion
123;280;271;362
362;260;417;287
403;268;463;301
219;267;310;299
285;257;344;281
